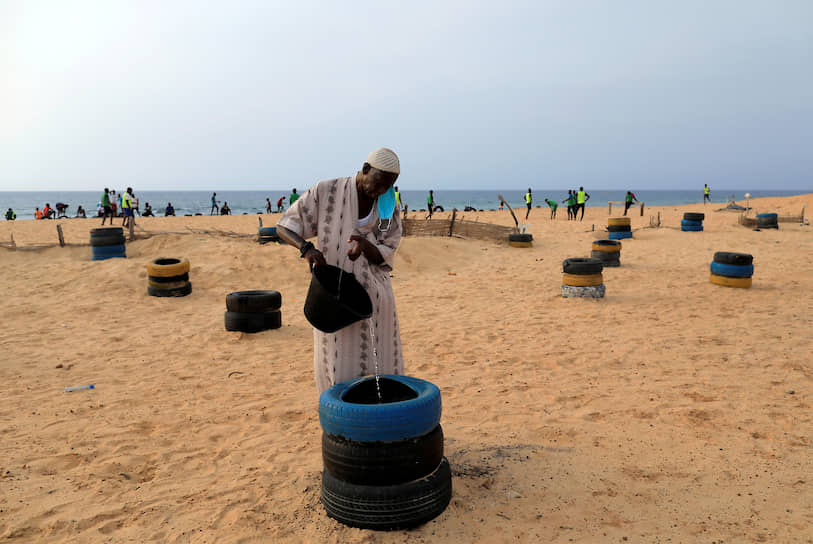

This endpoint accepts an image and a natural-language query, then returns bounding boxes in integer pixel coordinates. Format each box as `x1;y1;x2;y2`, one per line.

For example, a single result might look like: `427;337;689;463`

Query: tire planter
682;212;705;232
91;243;127;260
322;425;444;486
608;231;632;240
710;251;753;288
258;226;281;243
90;227;126;247
684;212;705;222
561;284;606;298
322;457;452;530
147;258;190;277
224;310;282;332
591;250;620;267
607;224;631;233
592;240;622;252
147;282;193;297
226;290;282;313
607;217;630;227
562;258;603;275
146;258;191;297
562;272;603;287
756;213;778;229
681;224;704;232
508;233;533;248
319;375;441;443
681;219;703;227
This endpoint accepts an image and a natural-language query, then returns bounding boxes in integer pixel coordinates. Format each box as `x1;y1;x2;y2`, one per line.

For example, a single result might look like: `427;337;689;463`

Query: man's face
359;165;398;198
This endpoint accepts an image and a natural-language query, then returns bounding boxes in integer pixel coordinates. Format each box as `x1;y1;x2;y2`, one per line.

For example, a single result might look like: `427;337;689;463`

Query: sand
1;195;811;543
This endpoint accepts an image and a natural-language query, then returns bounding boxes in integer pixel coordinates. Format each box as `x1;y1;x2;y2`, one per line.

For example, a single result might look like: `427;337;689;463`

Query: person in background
165;202;175;216
624;190;638;216
55;202;69;218
121;187;134;227
110;190;118;217
131;192;140;216
116;192;122;216
276;147;404;394
266;198;272;213
562;190;574;220
276;196;285;212
575;186;590;221
5;208;16;220
101;188;113;224
75;206;86;218
42;203;54;219
210;192;219;215
427;190;435;218
394;186;402;207
704;184;711;204
220;202;231;215
35;207;42;219
289;188;300;205
544;198;558;219
524;187;533;220
142;202;154;217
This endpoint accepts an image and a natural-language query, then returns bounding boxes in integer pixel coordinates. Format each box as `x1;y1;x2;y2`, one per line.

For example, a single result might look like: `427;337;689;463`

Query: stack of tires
756;213;778;229
562;258;605;298
508;233;533;248
681;212;704;232
147;258;192;297
710;252;753;289
607;217;632;240
258;226;281;244
319;375;451;530
225;290;282;332
591;239;622;267
90;227;126;260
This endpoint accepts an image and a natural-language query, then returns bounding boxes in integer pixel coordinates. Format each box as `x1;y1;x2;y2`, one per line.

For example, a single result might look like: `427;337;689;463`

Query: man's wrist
299;241;315;258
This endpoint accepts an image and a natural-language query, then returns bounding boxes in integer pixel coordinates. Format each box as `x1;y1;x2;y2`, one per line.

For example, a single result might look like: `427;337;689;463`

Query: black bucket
304;265;372;333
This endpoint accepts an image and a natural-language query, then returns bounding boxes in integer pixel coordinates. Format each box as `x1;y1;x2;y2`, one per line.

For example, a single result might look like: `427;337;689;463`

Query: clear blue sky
1;1;812;191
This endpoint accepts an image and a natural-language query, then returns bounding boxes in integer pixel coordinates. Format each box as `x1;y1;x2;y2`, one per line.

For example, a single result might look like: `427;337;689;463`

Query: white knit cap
365;147;400;174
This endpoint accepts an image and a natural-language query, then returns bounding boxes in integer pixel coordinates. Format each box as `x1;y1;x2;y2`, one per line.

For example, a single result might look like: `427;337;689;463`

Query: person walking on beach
121;188;134;228
624;191;638;216
131;193;140;216
545;198;558;219
524;188;533;220
5;208;16;220
276;196;285;212
110;190;118;217
562;190;574;220
704;184;711;204
575;186;590;221
427;190;435;218
289;188;300;205
276;147;405;394
100;188;113;225
266;198;272;213
210;193;219;215
394;186;402;208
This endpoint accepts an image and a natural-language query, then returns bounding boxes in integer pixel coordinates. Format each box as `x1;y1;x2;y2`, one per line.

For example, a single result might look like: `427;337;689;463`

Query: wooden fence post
448;208;457;237
129;220;135;240
56;225;65;247
608;202;612;215
258;217;263;228
640;203;645;216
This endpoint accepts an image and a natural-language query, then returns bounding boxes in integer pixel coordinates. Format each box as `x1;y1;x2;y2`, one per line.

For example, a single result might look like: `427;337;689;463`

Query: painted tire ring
710;262;754;278
562;273;603;287
561;284;606;298
713;252;753;265
608;231;632;240
710;273;752;288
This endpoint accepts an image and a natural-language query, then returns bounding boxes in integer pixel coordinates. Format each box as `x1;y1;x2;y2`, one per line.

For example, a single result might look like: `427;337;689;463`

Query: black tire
434;205;444;212
684;212;705;221
226;290;282;312
148;272;189;284
258;236;279;244
591;250;620;262
508;233;533;242
322;425;444;486
607;224;632;232
90;233;126;246
92;244;126;258
147;282;192;297
562;258;603;275
90;227;123;236
712;251;753;266
593;239;622;248
321;457;452;530
224;310;282;332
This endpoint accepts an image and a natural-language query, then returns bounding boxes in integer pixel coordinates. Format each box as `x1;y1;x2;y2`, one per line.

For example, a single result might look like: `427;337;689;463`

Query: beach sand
1;195;811;543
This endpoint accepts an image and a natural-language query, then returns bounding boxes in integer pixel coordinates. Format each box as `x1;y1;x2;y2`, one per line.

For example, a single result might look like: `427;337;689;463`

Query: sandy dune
1;194;811;543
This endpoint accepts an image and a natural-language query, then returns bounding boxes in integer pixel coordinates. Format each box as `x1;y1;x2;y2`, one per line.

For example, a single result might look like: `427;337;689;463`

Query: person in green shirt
524;188;532;219
5;208;15;220
562;190;575;220
544;198;558;219
624;191;638;216
121;187;134;228
575;186;590;221
289;188;300;205
100;188;113;225
427;190;435;218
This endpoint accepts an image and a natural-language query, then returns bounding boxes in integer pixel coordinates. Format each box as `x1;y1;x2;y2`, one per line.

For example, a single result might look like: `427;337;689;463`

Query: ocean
0;189;805;220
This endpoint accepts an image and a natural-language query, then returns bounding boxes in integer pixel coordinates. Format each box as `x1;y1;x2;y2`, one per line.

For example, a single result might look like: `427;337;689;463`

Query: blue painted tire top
681;219;703;227
608;231;632;240
681;225;704;232
710;261;754;278
319;375;441;442
91;244;126;256
756;213;777;219
92;255;127;260
259;226;277;236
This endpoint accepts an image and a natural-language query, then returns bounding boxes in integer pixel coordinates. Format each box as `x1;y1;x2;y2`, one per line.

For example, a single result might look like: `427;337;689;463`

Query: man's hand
305;247;327;270
347;235;370;261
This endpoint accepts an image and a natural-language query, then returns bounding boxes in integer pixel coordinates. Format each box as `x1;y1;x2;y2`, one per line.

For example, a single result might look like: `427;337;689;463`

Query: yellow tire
710;273;752;288
592;242;622;252
147;258;190;277
148;279;189;289
608;217;631;227
562;273;603;287
509;241;533;248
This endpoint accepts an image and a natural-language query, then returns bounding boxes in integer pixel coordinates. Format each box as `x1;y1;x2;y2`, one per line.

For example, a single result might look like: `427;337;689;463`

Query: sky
1;0;812;192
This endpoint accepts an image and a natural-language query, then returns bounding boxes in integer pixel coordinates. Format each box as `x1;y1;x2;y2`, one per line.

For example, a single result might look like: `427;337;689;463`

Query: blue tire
681;225;704;232
92;254;126;261
608;231;632;240
259;226;277;237
756;213;777;219
681;219;703;227
319;375;441;442
710;261;754;278
92;244;126;258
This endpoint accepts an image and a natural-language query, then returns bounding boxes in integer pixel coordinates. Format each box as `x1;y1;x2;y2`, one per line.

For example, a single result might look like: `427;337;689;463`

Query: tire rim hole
342;377;418;404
